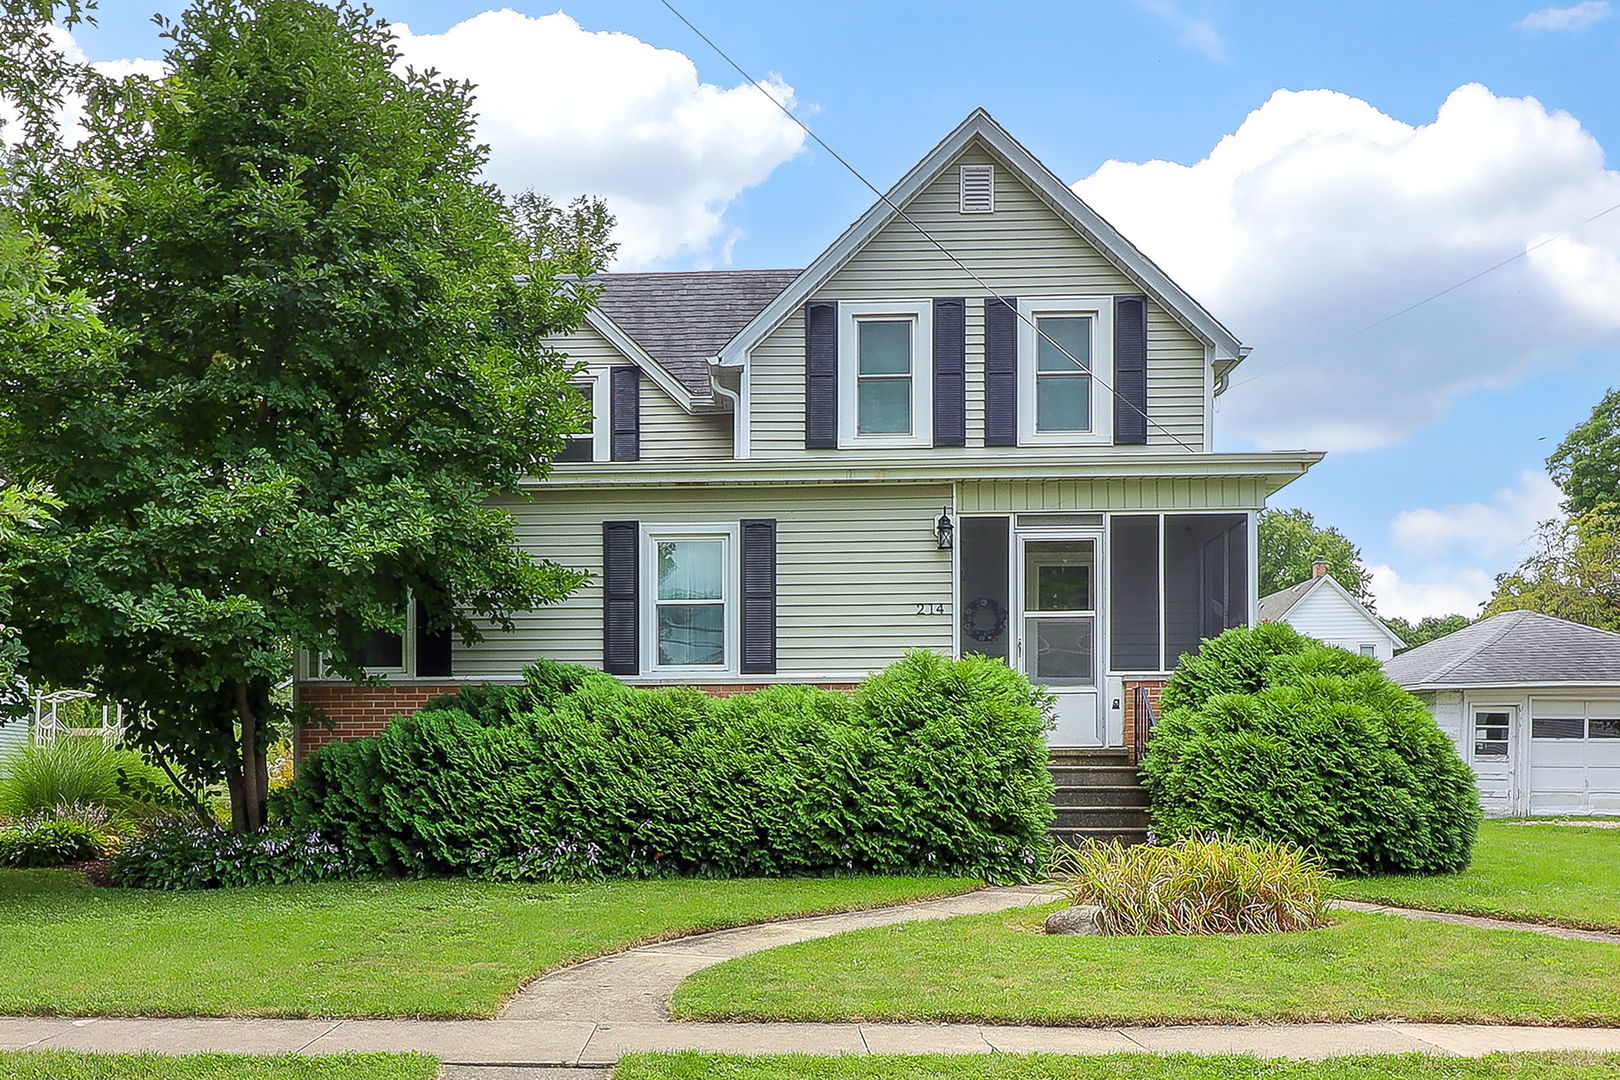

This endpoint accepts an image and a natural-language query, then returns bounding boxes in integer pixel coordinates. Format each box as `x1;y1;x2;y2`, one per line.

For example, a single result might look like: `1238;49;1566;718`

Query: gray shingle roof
590;270;802;401
1258;577;1322;623
1383;610;1620;689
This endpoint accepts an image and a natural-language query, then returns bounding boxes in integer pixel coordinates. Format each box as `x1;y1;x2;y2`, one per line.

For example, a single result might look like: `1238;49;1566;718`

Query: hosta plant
1052;835;1333;935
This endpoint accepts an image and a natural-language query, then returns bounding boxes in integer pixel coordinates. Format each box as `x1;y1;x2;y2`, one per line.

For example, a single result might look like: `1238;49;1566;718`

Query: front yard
0;870;974;1019
671;909;1620;1026
1337;821;1620;930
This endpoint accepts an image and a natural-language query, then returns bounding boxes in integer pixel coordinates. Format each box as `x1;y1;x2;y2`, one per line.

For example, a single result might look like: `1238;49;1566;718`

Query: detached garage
1385;610;1620;817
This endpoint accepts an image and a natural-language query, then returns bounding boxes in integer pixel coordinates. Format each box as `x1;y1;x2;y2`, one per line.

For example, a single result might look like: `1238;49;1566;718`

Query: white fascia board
583;308;702;414
1317;574;1407;649
714;108;1245;370
527;450;1323;490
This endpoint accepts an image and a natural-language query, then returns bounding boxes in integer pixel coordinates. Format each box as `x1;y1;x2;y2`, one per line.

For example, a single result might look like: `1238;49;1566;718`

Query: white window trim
562;367;612;463
311;603;416;679
837;299;933;449
1358;643;1378;657
640;522;740;676
1016;297;1114;447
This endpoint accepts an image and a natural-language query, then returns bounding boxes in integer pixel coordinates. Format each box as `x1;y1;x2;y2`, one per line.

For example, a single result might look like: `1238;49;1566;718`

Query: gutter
525;450;1324;490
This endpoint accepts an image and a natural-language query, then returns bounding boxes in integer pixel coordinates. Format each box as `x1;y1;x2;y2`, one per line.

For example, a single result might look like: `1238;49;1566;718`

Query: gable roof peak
713;108;1244;370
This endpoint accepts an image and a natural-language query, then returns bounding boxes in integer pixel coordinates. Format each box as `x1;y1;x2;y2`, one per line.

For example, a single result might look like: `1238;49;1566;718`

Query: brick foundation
294;680;862;762
1123;679;1167;763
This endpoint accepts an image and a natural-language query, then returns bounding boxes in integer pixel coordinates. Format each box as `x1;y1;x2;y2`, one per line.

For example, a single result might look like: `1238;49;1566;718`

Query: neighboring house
1385;610;1620;817
1258;559;1405;661
295;109;1322;761
0;712;26;773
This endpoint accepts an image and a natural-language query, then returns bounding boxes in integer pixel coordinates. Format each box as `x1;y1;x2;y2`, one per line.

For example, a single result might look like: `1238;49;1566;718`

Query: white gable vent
959;164;994;214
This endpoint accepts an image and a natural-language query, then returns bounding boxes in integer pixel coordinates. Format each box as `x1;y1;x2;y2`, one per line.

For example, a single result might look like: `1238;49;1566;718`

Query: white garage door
1529;698;1620;815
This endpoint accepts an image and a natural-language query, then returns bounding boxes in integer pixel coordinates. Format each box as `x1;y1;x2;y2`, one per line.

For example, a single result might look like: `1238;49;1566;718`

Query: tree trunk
228;679;268;832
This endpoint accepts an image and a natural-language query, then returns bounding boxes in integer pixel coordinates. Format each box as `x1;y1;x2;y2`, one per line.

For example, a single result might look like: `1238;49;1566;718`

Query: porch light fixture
935;507;955;550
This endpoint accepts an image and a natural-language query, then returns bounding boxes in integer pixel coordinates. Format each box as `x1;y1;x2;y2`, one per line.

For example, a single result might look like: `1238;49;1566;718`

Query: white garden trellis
31;688;126;746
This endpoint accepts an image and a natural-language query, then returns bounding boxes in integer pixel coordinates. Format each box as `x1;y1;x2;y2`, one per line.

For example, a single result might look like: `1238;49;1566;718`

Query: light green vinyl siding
748;143;1210;458
957;476;1270;513
547;325;733;460
453;483;953;679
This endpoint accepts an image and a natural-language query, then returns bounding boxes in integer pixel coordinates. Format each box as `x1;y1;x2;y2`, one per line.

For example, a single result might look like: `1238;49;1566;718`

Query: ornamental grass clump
1053;836;1333;935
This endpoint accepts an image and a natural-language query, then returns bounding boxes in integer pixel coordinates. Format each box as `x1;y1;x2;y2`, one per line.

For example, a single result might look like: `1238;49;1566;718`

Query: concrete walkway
4;885;1620;1069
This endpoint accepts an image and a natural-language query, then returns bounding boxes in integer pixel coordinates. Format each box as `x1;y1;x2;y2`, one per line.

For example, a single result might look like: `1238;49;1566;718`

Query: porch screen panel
959;516;1011;663
1109;515;1160;671
1164;513;1247;670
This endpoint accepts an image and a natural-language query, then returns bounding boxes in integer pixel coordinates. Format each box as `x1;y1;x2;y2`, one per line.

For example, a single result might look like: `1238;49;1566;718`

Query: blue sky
70;0;1620;619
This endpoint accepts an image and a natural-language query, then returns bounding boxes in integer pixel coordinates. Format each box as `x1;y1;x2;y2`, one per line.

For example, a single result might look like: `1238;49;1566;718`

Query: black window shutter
804;300;838;449
984;296;1018;446
602;520;640;675
611;367;640;461
1114;296;1149;445
413;598;454;677
739;518;777;674
933;298;966;447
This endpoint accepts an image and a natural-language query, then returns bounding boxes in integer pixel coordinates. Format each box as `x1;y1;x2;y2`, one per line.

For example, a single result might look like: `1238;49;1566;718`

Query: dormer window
959;163;994;213
837;300;932;448
555;368;611;463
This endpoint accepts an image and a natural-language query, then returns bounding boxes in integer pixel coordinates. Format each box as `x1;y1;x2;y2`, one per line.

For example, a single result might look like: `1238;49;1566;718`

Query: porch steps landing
1048;748;1151;846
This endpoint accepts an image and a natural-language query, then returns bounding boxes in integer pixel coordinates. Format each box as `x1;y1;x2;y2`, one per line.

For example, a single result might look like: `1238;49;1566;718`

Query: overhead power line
655;0;1198;454
1225;202;1620;390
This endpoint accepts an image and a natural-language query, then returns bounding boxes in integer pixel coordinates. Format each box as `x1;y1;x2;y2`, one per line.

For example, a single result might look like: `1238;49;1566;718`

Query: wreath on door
962;596;1009;642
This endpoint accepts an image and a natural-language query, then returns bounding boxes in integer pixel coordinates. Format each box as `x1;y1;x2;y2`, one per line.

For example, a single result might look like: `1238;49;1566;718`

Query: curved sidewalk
4;886;1620;1067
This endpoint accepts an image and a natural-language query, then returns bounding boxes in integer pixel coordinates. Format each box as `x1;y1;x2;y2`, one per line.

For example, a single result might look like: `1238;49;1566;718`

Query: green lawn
617;1053;1620;1080
671;908;1620;1026
0;870;974;1019
1337;821;1620;931
0;1052;434;1080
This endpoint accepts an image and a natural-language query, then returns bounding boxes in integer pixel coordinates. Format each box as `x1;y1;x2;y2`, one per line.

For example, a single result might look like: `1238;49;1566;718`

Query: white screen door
1017;534;1104;745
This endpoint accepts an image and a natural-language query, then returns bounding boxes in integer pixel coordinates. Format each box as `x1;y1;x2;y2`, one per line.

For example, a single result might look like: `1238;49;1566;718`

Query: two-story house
296;109;1322;763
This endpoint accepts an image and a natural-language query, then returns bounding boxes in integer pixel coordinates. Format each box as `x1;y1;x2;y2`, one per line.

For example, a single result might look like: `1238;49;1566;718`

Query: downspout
710;360;747;459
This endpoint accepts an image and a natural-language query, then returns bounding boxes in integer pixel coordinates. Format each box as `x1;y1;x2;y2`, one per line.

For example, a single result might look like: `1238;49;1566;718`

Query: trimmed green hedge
1142;625;1480;875
283;652;1055;882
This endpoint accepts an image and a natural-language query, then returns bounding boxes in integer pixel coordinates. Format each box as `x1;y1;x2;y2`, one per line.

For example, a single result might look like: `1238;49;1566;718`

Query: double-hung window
555;368;610;463
837;300;932;448
644;525;736;672
1017;298;1112;445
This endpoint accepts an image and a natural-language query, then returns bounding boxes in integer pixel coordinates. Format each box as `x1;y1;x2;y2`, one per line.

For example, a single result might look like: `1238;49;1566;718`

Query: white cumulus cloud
1517;1;1612;30
391;9;808;268
1390;469;1563;563
1367;564;1498;621
1071;84;1620;451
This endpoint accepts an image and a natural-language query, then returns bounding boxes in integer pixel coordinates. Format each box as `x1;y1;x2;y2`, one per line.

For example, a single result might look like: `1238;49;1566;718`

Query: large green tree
1548;387;1620;517
1483;509;1620;632
0;0;102;723
1;0;613;829
1257;507;1373;602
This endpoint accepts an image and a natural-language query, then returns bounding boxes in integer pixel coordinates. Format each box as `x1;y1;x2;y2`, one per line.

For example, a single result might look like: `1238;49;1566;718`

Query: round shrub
284;652;1055;883
1142;626;1480;875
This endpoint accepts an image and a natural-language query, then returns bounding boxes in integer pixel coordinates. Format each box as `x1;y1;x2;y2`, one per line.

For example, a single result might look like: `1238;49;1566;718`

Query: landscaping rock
1044;904;1104;935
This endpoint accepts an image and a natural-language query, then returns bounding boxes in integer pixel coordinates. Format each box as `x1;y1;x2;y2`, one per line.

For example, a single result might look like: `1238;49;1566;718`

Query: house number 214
914;603;947;616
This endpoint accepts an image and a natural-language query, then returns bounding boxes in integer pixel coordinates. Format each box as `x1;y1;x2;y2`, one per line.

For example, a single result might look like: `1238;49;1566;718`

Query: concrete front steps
1049;748;1151;846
